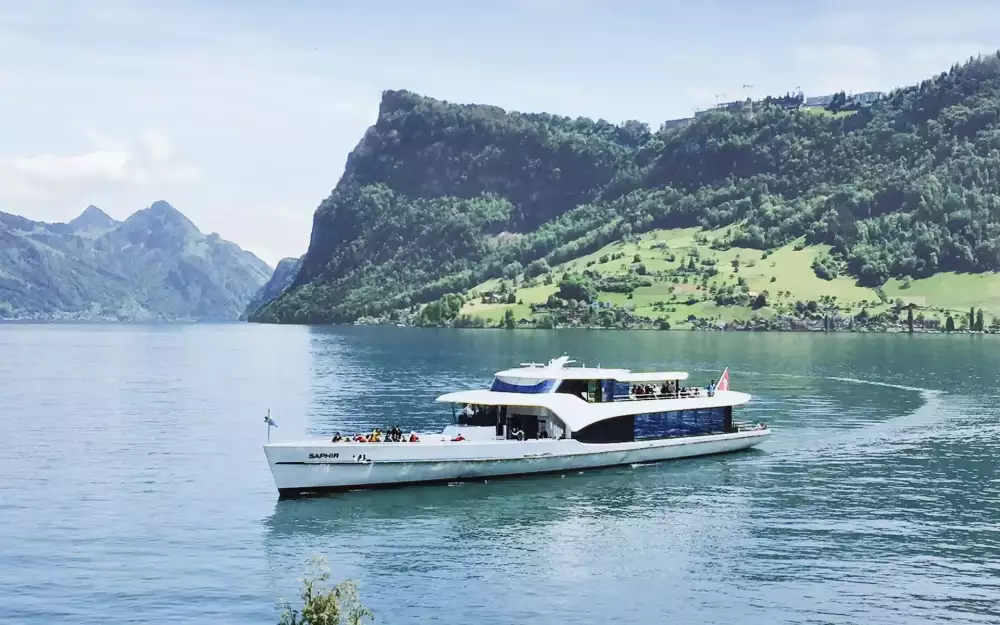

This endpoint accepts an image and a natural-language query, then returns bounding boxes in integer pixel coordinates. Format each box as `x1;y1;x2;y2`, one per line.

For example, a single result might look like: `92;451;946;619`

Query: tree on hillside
525;259;550;279
976;308;985;331
557;277;597;303
502;261;523;279
503;308;516;329
946;315;955;332
826;91;848;113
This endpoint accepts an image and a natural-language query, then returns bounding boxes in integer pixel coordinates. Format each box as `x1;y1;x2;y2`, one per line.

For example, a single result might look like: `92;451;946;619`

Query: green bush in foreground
279;556;372;625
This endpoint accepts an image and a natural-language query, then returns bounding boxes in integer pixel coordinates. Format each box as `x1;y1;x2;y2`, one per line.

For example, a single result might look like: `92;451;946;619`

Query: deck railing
626;390;708;401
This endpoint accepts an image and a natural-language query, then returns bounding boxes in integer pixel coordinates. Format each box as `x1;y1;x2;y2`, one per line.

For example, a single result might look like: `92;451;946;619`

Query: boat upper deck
435;356;745;433
494;355;688;383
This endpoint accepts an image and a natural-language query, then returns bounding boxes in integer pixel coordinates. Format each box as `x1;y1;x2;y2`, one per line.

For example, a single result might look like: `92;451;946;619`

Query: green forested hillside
253;53;1000;325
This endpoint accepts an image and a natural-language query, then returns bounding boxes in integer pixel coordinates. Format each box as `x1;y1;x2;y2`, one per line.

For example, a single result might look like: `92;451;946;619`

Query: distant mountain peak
132;200;199;233
148;200;188;221
68;205;118;232
149;200;177;213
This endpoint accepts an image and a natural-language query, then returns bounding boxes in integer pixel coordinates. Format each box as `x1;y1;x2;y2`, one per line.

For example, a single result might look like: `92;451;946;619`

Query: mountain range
250;52;1000;326
0;201;272;321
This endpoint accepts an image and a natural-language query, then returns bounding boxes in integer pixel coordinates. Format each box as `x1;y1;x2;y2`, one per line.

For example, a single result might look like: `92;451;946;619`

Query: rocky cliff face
251;88;640;323
241;255;303;320
0;201;271;321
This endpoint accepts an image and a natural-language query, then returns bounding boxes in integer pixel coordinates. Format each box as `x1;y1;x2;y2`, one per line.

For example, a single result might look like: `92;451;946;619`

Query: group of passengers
630;381;715;399
330;426;420;443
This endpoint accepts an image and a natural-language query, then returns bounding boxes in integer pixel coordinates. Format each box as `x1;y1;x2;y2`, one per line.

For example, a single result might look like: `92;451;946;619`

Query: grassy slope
883;273;1000;315
801;107;858;119
461;228;1000;326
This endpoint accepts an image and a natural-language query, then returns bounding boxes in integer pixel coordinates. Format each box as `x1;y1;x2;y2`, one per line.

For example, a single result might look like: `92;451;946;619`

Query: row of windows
573;407;733;443
634;408;728;440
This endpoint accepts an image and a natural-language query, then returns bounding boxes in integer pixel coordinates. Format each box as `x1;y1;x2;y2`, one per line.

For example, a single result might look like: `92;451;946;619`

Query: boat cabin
437;357;747;445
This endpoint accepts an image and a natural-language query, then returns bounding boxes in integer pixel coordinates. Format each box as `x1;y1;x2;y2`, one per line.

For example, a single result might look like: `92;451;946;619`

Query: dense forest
253;53;1000;324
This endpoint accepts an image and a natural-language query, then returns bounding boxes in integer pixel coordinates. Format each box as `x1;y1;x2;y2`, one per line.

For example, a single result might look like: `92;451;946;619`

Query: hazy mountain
0;201;272;321
241;255;303;320
67;205;119;233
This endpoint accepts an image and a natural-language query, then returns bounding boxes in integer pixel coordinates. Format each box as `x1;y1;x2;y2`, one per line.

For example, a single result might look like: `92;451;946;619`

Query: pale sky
2;0;998;266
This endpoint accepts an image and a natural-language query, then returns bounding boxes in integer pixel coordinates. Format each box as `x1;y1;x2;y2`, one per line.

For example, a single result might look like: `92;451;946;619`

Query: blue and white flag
265;415;278;428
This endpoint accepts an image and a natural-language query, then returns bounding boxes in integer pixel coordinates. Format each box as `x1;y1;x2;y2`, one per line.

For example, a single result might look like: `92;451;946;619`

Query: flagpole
267;408;271;443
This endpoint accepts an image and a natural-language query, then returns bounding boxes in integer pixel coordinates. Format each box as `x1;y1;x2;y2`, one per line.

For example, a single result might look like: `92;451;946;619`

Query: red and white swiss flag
716;367;730;391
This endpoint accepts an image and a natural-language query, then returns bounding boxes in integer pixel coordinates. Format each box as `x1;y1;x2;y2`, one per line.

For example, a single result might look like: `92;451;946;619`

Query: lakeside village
355;245;1000;334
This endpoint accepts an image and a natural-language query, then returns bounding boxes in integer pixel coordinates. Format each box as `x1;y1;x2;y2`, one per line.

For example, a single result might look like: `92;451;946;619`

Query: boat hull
264;429;770;497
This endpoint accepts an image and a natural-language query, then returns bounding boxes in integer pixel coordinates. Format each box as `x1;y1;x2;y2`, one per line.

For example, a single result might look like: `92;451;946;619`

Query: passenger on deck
460;404;475;424
331;432;343;443
707;380;716;397
511;426;525;441
451;433;465;441
539;425;549;439
408;432;420;442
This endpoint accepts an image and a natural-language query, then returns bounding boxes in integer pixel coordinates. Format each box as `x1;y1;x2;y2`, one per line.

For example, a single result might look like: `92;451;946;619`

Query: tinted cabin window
633;408;727;440
574;408;732;444
490;378;556;394
573;415;635;443
601;380;630;401
556;379;590;401
457;405;499;427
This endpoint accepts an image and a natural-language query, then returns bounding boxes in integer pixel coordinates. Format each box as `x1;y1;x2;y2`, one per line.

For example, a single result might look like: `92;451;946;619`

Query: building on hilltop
805;91;884;108
805;94;835;107
852;91;883;104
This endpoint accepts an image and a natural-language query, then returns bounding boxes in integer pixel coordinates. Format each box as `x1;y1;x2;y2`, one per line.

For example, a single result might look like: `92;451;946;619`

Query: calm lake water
1;325;998;624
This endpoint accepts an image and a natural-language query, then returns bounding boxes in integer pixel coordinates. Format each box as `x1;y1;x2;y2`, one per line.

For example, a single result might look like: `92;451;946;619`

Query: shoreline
2;319;994;335
351;322;997;335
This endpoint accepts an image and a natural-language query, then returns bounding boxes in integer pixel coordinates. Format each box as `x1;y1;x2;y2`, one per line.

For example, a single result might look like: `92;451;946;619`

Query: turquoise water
1;325;998;624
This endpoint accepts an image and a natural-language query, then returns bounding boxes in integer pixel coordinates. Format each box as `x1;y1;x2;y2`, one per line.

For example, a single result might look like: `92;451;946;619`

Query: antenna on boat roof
546;355;574;369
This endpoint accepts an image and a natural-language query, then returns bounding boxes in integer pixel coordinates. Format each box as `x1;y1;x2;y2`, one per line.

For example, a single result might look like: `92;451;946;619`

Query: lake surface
1;325;998;624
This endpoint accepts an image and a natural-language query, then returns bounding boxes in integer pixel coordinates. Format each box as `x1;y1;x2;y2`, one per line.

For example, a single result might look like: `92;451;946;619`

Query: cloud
800;1;1000;94
793;44;884;94
0;130;200;207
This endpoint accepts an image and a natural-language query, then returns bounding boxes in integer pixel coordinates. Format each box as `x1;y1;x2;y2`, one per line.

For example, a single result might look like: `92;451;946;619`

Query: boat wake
826;376;943;397
742;371;953;465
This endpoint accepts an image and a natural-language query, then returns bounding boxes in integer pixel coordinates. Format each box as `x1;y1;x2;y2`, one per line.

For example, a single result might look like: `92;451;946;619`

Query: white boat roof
613;371;689;382
435;389;751;432
494;356;689;382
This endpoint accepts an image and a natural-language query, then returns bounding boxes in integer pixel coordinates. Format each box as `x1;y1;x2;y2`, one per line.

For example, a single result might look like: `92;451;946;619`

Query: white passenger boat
263;356;769;497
